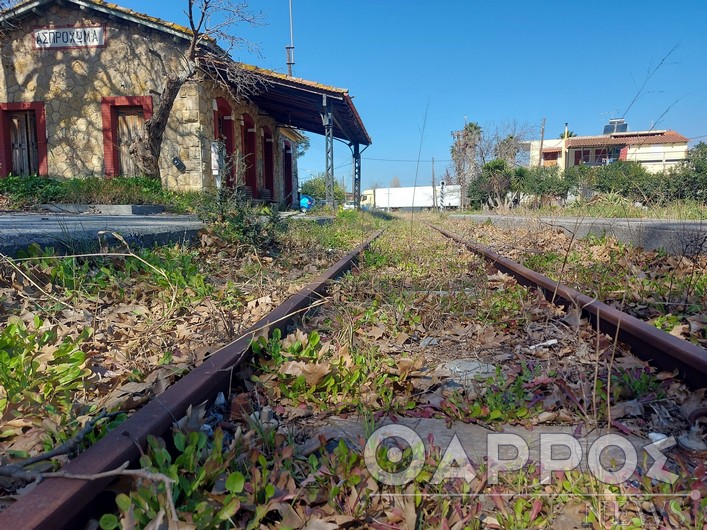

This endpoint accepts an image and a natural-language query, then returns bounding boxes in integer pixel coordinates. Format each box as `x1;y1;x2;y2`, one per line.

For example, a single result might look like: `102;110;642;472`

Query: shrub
663;142;707;202
0;175;66;206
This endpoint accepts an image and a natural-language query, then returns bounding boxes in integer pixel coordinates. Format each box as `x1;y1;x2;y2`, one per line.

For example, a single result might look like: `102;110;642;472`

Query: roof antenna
286;0;295;76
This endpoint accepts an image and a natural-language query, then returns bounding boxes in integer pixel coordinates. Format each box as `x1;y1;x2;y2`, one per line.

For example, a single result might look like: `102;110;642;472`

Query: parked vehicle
362;184;461;210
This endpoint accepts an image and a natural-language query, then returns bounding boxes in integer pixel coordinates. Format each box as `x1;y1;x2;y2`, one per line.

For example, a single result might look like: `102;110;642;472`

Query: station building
0;0;371;205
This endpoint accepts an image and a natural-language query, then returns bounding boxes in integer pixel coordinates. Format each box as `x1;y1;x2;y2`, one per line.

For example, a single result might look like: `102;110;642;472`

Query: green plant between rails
251;329;408;413
97;419;707;529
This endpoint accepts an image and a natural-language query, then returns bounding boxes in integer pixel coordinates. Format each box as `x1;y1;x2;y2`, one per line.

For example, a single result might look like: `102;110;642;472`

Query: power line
622;43;680;118
363;157;452;163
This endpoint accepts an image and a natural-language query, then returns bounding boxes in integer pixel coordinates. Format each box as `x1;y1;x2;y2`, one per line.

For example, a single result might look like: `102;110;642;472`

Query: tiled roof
240;64;349;98
2;0;371;145
4;0;196;40
541;147;562;153
567;131;688;148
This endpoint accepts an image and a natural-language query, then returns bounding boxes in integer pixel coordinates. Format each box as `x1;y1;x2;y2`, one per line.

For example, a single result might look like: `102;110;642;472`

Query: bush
591;161;658;203
0;175;65;206
300;173;346;202
663;142;707;202
518;166;575;200
468;159;514;207
0;175;181;209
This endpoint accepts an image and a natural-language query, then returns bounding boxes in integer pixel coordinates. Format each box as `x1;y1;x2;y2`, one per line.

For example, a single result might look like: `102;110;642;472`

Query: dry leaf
279;361;331;386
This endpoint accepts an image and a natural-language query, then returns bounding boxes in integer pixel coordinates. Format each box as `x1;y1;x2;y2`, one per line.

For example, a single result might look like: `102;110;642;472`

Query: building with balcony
529;120;689;174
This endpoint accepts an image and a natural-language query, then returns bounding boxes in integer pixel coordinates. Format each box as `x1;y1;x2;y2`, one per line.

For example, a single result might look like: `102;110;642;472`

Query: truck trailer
361;184;461;210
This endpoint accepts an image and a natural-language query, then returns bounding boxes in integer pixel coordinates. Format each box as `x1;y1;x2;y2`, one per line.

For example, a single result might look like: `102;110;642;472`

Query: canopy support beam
321;96;334;207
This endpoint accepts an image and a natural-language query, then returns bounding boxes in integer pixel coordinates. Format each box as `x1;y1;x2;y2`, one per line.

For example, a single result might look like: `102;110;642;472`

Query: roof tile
567;131;688;148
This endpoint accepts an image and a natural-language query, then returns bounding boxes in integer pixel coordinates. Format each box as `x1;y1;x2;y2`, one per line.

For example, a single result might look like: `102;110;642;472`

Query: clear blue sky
118;0;707;190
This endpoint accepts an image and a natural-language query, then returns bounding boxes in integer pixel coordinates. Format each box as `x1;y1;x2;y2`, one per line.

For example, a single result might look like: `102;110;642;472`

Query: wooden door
9;111;38;175
116;108;144;177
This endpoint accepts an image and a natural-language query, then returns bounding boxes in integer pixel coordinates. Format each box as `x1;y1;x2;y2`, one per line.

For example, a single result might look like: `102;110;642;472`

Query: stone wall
0;3;203;189
0;2;300;197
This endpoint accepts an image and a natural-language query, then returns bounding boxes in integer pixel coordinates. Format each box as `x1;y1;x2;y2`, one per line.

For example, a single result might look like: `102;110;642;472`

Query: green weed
0;316;91;420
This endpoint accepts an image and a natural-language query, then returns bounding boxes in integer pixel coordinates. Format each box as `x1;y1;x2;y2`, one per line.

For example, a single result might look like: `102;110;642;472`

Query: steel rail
431;224;707;389
0;229;383;530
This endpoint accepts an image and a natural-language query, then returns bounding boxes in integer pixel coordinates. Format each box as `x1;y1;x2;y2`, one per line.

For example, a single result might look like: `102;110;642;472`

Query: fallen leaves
279;361;331;387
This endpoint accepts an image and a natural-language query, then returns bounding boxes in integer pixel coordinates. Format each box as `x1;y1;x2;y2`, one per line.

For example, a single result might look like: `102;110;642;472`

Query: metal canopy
244;66;371;147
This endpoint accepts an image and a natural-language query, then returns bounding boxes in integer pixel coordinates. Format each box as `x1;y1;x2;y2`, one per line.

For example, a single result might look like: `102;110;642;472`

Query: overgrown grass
508;197;707;220
0;208;384;455
0;175;204;212
532;194;707;221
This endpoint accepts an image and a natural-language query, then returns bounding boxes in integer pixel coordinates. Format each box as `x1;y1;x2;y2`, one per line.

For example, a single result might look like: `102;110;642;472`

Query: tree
495;134;521;167
475;121;533;168
472;159;515;208
559;130;577;139
296;134;310;158
390;176;401;187
451;120;533;208
518;165;574;206
300;173;345;202
665;142;707;202
450;121;482;209
130;0;263;180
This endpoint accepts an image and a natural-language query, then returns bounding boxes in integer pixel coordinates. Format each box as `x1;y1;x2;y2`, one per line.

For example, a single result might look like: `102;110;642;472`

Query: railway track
3;218;707;529
430;224;707;389
0;230;383;530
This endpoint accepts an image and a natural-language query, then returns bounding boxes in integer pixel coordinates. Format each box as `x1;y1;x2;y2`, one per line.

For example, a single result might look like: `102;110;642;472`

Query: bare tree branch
131;0;265;180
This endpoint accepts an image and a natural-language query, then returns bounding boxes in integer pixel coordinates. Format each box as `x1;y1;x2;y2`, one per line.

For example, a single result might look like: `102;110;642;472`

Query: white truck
362;184;461;211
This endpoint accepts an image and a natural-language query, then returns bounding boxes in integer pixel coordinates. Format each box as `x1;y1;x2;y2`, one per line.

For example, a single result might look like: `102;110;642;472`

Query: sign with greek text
33;26;105;49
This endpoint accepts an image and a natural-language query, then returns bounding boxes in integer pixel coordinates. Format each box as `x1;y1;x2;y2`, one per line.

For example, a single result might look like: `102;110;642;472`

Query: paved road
0;212;204;257
451;214;707;255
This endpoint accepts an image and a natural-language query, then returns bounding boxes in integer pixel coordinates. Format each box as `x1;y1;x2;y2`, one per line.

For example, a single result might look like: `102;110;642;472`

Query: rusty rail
0;229;383;530
432;224;707;389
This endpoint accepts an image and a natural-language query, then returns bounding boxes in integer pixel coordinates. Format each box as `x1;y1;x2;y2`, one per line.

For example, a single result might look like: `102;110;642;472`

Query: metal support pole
353;143;361;209
321;96;334;208
286;0;295;76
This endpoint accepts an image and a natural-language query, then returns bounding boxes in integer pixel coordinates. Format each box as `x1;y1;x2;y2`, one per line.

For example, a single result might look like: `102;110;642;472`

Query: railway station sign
33;26;105;49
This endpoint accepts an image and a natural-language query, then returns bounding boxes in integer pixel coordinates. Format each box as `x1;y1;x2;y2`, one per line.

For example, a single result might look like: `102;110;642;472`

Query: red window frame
0;101;48;176
241;113;257;191
101;96;153;177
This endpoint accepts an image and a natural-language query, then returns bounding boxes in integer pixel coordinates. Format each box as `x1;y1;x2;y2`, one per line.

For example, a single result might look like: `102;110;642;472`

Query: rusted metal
432;225;707;389
0;230;383;530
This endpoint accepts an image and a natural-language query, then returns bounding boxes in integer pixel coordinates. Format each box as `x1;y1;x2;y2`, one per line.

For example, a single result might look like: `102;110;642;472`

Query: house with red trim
0;0;370;205
529;120;689;174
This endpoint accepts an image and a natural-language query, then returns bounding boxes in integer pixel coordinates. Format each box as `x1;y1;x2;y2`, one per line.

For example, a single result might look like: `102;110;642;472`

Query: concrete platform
40;204;165;215
0;212;203;257
451;214;707;255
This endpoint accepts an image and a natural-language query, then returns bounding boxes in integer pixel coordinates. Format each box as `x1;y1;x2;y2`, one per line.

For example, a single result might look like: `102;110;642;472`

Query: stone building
0;0;371;205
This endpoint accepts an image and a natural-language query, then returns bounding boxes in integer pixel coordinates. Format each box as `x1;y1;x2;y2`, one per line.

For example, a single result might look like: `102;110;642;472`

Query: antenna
286;0;295;76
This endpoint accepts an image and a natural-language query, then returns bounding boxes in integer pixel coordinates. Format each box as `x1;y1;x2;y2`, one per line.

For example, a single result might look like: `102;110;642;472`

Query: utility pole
286;0;295;76
563;122;569;171
431;156;437;209
537;117;546;167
